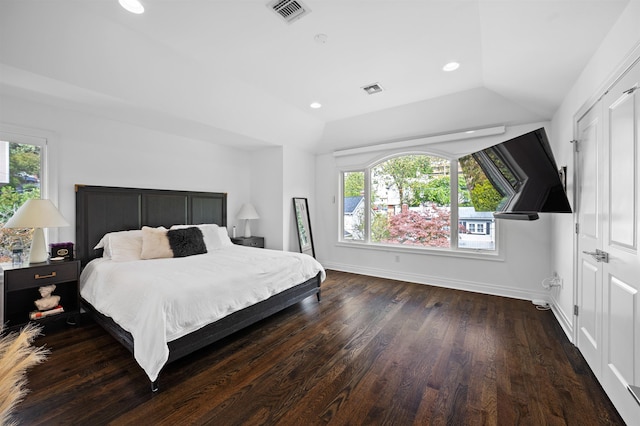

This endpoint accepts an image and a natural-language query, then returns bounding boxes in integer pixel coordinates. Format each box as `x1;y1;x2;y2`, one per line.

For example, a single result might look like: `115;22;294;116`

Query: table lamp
3;199;70;264
237;203;259;238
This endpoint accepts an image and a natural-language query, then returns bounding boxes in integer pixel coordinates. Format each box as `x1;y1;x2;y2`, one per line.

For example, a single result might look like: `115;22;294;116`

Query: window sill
335;241;504;262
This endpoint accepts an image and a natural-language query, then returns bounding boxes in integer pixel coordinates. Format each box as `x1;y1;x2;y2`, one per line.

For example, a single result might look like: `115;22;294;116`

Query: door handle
582;249;609;263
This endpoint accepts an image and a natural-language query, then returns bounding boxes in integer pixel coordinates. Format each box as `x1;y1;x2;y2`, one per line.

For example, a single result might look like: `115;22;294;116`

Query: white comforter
80;246;325;382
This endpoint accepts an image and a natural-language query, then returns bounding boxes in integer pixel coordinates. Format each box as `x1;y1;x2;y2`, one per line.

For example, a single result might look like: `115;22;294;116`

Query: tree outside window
343;171;365;241
0;141;41;262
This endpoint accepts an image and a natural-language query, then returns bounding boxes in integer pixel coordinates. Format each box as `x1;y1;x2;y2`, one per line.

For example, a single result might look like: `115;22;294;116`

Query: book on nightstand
29;305;65;320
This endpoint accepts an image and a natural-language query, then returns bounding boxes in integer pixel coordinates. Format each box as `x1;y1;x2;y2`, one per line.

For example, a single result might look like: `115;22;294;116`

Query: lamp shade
237;203;259;220
4;199;70;229
4;199;70;263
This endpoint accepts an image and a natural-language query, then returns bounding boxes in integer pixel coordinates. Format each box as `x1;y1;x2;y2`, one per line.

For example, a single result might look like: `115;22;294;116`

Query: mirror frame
293;197;315;257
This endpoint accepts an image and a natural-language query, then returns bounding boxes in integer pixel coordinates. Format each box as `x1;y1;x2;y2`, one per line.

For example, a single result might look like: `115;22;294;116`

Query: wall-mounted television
459;128;572;220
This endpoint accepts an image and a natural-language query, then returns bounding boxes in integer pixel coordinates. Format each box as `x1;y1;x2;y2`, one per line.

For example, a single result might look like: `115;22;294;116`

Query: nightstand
2;259;81;332
231;236;265;248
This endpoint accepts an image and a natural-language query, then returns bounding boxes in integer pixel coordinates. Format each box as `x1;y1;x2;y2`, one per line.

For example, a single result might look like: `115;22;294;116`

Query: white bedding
80;245;325;382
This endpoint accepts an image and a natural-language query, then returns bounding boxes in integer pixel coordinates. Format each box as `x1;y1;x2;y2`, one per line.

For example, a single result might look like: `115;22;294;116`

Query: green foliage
409;176;472;207
9;143;40;188
343;172;365;198
410;176;449;206
0;186;39;223
459;154;502;211
0;187;38;260
0;142;42;261
373;155;433;205
370;211;390;242
458;176;473;207
469;180;504;212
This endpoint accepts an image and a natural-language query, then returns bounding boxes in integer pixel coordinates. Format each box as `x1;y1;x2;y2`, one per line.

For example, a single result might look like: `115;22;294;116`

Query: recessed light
119;0;144;14
310;102;322;109
443;62;460;72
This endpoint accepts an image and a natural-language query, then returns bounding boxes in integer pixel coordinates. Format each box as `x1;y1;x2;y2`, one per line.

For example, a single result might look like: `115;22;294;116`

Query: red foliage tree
383;205;450;247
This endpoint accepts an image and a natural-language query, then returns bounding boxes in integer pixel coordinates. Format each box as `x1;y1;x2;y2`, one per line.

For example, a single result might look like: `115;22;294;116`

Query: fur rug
0;324;48;426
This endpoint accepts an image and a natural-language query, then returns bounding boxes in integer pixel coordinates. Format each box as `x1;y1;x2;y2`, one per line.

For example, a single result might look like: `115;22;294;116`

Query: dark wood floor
15;270;623;425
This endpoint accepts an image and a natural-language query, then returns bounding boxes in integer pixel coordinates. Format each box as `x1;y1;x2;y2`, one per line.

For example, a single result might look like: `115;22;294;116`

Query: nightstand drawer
231;236;265;248
5;262;79;292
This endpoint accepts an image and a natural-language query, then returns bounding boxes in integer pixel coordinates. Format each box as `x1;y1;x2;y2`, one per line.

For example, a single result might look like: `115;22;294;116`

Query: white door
575;59;640;424
576;102;603;378
600;61;640;423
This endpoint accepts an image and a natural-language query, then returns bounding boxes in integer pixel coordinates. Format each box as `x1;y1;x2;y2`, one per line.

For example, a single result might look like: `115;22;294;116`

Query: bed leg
151;380;159;393
316;290;321;302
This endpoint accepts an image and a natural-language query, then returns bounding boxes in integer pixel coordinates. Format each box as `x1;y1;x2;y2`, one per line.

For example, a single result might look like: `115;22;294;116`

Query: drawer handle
35;272;57;279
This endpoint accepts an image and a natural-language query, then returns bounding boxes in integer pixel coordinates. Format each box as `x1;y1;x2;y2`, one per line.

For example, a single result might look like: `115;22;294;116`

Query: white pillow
170;224;224;251
94;236;109;256
218;226;233;247
94;230;143;262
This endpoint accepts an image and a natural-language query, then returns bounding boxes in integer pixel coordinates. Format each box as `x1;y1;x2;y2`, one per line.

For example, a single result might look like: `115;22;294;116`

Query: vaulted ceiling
0;0;630;153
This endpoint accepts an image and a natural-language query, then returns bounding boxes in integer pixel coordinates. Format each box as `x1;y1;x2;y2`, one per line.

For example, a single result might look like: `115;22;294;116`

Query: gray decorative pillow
167;227;207;257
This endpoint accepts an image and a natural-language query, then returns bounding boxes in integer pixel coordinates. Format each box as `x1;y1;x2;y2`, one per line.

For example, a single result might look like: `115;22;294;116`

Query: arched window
341;153;496;252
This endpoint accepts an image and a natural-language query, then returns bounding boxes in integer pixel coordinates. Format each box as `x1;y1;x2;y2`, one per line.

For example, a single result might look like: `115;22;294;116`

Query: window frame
339;151;502;260
1;125;60;245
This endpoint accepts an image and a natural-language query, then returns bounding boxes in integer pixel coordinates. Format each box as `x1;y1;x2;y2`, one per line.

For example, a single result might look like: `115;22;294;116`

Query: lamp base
244;220;252;238
29;227;49;264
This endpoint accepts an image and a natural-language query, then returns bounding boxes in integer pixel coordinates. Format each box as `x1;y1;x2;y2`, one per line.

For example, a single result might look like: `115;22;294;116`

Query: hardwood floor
15;270;623;425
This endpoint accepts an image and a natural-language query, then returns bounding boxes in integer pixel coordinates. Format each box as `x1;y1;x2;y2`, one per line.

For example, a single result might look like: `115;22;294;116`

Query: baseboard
550;298;575;344
323;261;551;302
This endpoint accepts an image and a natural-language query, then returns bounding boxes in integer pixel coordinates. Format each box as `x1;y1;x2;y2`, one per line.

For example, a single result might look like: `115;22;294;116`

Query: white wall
247;146;316;252
284;147;316;253
250;147;284;249
549;0;640;340
0;95;252;245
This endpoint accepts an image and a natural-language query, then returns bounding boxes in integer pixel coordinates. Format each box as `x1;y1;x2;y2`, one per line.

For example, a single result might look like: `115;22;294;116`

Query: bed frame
75;185;321;391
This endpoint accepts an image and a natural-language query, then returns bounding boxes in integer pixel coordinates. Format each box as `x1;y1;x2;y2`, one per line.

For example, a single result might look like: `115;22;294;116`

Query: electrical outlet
551;273;563;288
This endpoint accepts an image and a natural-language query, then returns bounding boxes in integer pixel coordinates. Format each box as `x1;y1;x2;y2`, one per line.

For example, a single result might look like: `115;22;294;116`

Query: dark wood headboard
75;185;227;265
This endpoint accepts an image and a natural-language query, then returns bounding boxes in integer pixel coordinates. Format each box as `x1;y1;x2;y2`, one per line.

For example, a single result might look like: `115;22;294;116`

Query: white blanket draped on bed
80;245;325;382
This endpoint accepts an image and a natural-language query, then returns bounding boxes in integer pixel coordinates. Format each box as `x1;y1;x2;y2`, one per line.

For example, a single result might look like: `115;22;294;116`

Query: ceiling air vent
362;83;384;95
267;0;311;24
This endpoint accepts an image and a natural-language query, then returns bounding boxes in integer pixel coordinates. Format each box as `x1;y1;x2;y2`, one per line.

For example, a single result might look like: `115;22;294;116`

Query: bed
75;185;324;391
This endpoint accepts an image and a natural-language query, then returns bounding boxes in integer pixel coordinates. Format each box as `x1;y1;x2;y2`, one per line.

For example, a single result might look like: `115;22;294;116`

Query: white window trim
0;124;61;245
335;240;504;261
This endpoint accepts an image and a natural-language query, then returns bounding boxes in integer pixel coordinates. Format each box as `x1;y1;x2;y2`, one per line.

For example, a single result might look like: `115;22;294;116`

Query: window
343;171;365;241
341;153;496;252
0;138;44;262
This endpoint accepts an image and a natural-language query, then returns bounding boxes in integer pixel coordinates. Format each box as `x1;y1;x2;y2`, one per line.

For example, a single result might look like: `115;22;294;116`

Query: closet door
600;61;640;422
575;102;603;378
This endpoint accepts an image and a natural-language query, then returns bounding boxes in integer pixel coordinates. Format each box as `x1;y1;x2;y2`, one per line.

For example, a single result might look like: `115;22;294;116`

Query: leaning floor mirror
293;197;315;257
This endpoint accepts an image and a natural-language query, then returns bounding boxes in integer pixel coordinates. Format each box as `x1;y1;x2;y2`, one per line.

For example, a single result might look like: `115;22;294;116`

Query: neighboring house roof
458;207;494;220
344;196;364;215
